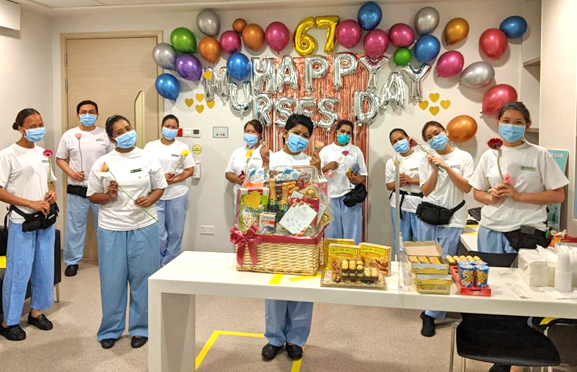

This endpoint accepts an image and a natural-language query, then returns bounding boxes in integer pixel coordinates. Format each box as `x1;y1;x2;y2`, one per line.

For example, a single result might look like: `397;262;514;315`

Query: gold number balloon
294;16;317;56
315;16;340;53
444;18;469;46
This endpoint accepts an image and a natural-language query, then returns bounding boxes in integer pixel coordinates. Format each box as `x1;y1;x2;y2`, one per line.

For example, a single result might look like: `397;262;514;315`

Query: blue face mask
337;133;350;145
429;133;449;151
25;127;45;143
393;139;410;154
115;130;137;149
79;114;97;127
244;133;259;147
499;123;525;143
286;133;309;153
162;127;178;141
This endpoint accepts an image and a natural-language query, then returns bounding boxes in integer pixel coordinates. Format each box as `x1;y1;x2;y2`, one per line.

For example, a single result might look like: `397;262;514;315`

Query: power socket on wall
199;225;215;235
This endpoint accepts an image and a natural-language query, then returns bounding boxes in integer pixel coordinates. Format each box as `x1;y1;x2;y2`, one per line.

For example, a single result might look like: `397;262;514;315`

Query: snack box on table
360;242;392;277
414;273;452;295
322;238;355;269
404;242;449;275
321;244;387;290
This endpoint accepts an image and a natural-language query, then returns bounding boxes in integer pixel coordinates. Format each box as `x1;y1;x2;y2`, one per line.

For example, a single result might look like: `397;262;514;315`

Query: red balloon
479;28;508;59
265;21;290;53
363;29;389;60
482;84;518;115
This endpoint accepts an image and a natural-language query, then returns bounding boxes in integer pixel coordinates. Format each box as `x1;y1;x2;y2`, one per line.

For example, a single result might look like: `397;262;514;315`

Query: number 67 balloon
294;16;316;56
315;16;340;53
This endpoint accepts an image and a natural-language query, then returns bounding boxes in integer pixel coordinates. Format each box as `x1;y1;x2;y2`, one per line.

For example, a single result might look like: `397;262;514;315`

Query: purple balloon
436;50;465;78
388;23;415;47
220;30;241;54
175;54;202;81
336;19;362;48
363;29;389;59
265;21;290;53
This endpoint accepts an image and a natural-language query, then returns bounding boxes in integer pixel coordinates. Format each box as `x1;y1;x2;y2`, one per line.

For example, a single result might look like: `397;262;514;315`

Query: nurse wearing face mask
144;115;195;266
87;115;167;350
56;100;112;277
319;120;367;244
385;128;425;252
417;121;474;338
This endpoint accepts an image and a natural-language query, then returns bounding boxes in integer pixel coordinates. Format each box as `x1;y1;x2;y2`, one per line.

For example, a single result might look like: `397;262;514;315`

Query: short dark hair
76;100;99;114
422;121;445;140
336;120;354;132
105;115;130;137
389;128;409;140
13;108;40;130
161;114;180;128
498;102;531;124
285;114;314;135
244;119;263;134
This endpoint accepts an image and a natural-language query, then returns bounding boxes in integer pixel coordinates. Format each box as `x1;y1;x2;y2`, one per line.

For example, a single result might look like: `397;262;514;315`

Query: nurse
144;114;195;266
87;115;167;349
259;114;320;362
385;128;425;252
417;121;474;337
319;120;367;244
470;102;568;253
0;108;57;341
56;100;112;277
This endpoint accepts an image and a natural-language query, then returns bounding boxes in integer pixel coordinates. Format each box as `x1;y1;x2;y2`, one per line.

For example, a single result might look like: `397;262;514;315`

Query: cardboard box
323;239;355;269
405;241;449;275
414;273;452;295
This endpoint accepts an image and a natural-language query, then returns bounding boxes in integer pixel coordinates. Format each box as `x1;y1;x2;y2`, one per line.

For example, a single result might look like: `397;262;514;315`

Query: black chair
542;319;577;367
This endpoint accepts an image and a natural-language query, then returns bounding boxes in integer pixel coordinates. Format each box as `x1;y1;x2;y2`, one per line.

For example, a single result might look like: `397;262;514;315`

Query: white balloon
229;81;253;114
354;91;379;126
333;53;358;90
304;56;329;94
251;57;276;95
252;94;273;126
359;55;389;92
414;7;440;36
460;61;495;88
400;63;432;102
275;55;298;93
317;97;338;129
202;66;229;102
380;72;405;111
274;97;296;127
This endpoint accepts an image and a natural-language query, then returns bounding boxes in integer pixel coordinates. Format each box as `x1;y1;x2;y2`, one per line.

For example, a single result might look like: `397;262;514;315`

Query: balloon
198;37;221;64
500;15;527;39
460;61;495;88
229;81;253;114
400;63;432;101
227;53;251;81
304;56;329;93
275;97;296;127
393;47;412;66
316;16;340;53
220;31;241;54
415;6;440;36
155;73;180;101
333;52;358;90
389;23;415;48
275;55;298;93
379;72;405;110
436;51;465;78
479;28;508;59
358;1;382;31
414;34;440;63
196;9;220;37
296;98;317;120
443;18;469;46
482;84;518;115
265;22;290;53
359;55;388;92
447;115;478;142
354;90;378;126
242;23;265;51
233;18;247;34
317;97;338;129
171;27;197;53
335;19;362;48
202;66;229;102
152;43;177;70
251;57;275;94
363;29;389;60
175;54;202;81
253;94;273;126
294;16;316;56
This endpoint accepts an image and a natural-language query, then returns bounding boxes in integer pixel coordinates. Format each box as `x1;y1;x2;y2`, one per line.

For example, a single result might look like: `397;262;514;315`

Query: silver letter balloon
303;56;329;94
317;97;338;129
275;55;298;93
354;91;378;126
251;57;276;94
274;97;296;127
252;94;273;126
333;53;358;91
400;63;431;102
229;81;253;114
359;55;389;92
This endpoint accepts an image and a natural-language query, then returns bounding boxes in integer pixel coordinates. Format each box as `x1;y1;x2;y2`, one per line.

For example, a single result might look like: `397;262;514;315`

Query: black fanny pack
67;185;88;198
504;226;549;251
389;190;424;219
416;200;465;226
344;183;368;207
11;204;59;232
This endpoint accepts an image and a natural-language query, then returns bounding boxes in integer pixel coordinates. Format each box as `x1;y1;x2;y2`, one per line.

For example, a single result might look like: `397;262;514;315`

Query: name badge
521;166;537;172
410;167;419;172
95;138;104;142
171;154;180;158
130;168;143;173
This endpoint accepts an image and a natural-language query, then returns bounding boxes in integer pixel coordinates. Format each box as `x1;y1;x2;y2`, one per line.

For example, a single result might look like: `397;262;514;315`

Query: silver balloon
274;97;296;127
152;43;177;70
275;55;298;93
303;56;329;94
414;7;440;36
296;98;317;120
251;57;276;94
203;66;229;102
333;53;358;91
380;72;405;110
317;97;338;129
354;91;379;126
359;55;389;92
253;94;273;126
196;9;220;37
228;81;253;114
460;61;495;88
400;63;432;102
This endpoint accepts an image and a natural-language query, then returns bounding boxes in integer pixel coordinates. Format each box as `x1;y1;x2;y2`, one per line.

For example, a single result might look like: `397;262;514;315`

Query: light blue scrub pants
64;193;99;266
477;226;516;254
391;207;419;253
156;194;189;266
2;223;55;326
324;196;362;244
418;220;463;321
96;224;160;341
265;300;314;347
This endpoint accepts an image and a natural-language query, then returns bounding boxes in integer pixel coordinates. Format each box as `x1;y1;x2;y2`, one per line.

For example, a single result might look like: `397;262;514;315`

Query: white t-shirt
56;126;112;187
144;139;195;201
319;143;368;198
385;150;426;213
226;145;265;197
270;149;311;167
469;142;569;232
0;144;57;223
87;147;168;231
419;147;474;228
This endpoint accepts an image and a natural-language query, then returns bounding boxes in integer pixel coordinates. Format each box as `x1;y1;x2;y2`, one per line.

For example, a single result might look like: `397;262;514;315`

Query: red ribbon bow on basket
230;225;262;267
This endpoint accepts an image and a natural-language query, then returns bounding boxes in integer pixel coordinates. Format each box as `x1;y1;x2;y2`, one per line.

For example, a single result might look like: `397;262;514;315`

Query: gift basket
230;165;332;276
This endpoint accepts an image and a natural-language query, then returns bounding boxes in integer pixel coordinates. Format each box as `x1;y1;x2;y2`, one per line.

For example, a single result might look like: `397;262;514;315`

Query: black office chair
542;319;577;368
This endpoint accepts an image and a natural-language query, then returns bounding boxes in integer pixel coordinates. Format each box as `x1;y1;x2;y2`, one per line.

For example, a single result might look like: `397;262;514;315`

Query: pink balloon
388;23;415;48
482;84;518;115
336;19;362;48
219;30;241;54
479;28;508;59
363;29;389;59
436;51;465;78
265;21;290;53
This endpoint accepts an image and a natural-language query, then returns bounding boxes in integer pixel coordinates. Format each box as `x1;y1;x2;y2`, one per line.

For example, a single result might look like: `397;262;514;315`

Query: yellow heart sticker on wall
202;70;213;80
418;101;429;110
185;98;194;107
206;100;216;109
195;105;204;114
429;106;440;116
429;93;440;103
195;93;205;102
441;100;451;110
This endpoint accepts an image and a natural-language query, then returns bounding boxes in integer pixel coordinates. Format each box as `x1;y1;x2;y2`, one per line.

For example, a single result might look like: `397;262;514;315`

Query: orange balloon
447;115;478;142
233;18;247;34
198;36;221;64
444;18;469;46
242;23;265;51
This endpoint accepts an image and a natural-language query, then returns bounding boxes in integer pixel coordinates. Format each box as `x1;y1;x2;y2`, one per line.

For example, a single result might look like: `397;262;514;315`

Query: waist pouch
11;203;59;232
416;200;465;226
67;185;88;198
504;226;548;250
344;183;367;207
389;190;424;219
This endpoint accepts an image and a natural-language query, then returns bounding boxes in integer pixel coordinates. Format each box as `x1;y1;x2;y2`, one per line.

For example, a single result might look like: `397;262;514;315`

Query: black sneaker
28;314;53;331
100;338;117;349
131;336;148;348
0;324;26;341
261;343;282;361
286;344;303;361
489;364;511;372
65;265;78;277
420;311;436;337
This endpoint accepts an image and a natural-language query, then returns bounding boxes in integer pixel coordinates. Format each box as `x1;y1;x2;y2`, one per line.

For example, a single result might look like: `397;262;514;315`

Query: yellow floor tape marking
464;232;478;236
289;274;321;282
195;330;220;370
290;346;305;372
218;331;264;338
269;274;284;285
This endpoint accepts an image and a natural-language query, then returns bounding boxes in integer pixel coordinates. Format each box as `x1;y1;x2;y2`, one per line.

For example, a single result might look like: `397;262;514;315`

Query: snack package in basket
238;188;269;233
